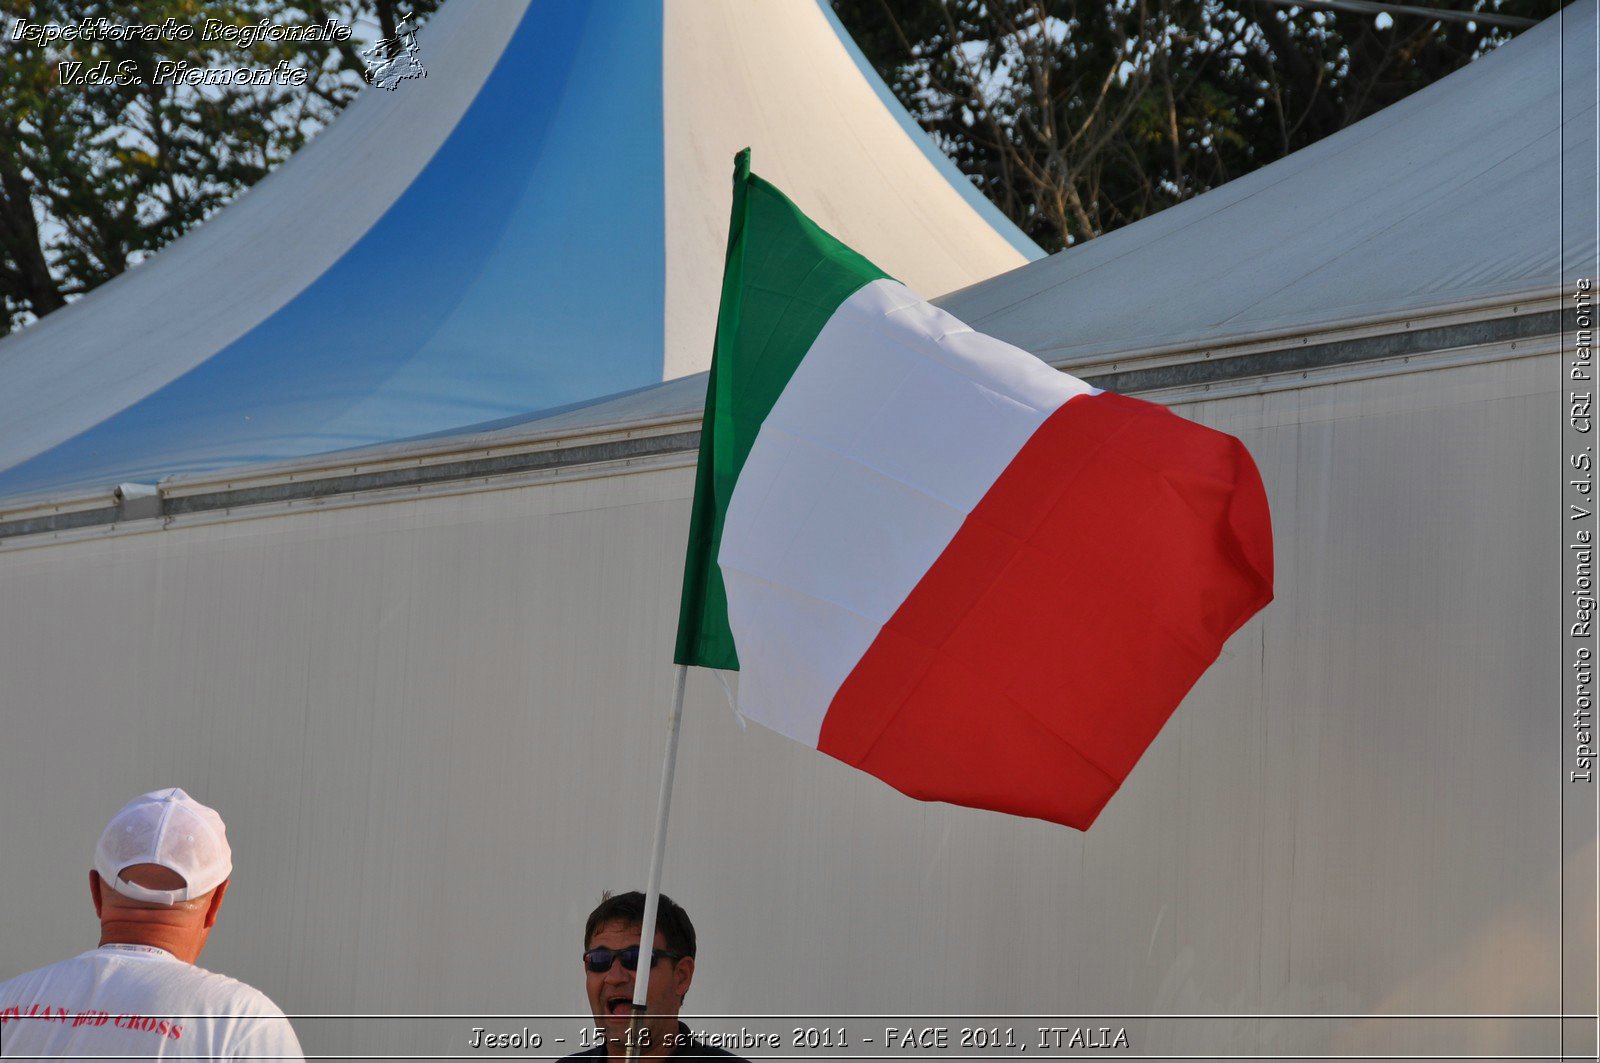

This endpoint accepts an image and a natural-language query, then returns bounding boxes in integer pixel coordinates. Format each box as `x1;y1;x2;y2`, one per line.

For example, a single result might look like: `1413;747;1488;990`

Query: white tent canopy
941;0;1595;367
0;0;1036;506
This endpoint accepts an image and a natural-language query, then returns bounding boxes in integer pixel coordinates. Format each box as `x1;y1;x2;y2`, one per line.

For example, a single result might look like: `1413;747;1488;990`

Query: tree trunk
0;156;65;318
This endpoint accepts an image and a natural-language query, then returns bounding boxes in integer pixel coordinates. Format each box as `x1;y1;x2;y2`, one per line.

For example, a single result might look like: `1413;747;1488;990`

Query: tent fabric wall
0;350;1564;1057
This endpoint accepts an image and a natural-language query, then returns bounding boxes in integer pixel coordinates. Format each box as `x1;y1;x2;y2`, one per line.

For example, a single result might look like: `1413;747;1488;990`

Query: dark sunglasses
582;945;686;973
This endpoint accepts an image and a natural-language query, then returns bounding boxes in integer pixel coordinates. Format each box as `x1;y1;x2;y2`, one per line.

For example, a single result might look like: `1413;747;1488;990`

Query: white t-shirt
0;945;302;1060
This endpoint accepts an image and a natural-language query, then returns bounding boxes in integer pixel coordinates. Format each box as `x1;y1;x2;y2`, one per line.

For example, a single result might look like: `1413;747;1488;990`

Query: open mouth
606;997;632;1016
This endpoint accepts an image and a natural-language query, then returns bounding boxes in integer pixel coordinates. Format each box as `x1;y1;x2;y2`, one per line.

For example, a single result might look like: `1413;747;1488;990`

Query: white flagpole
624;663;689;1061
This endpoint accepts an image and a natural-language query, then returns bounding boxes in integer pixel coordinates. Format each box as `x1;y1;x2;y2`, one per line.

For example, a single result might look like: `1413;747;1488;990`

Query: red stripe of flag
817;392;1275;828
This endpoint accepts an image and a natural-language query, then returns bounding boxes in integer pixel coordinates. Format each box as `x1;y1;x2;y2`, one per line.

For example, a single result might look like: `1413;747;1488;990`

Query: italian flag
675;151;1273;830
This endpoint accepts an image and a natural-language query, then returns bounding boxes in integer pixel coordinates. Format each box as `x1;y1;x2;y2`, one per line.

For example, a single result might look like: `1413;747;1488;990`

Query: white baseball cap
93;788;233;904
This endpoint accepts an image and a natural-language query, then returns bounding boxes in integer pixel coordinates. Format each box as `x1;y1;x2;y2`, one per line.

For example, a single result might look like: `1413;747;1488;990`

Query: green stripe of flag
674;149;889;669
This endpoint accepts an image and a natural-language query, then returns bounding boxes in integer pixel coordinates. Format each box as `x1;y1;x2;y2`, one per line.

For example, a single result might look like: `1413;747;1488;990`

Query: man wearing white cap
0;788;303;1059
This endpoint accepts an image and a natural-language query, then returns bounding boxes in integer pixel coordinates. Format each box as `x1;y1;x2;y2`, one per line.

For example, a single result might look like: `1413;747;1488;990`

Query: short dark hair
583;891;697;958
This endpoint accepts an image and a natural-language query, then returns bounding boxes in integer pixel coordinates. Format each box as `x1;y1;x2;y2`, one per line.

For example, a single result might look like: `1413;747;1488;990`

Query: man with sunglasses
559;891;749;1060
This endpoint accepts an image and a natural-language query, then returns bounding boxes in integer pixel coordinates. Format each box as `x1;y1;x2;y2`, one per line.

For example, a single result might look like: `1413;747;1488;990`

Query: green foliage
833;0;1565;252
0;0;438;335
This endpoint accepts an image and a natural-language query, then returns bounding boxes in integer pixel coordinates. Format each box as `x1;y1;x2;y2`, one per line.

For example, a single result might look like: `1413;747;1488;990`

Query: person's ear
90;871;103;919
673;954;694;999
203;880;229;929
